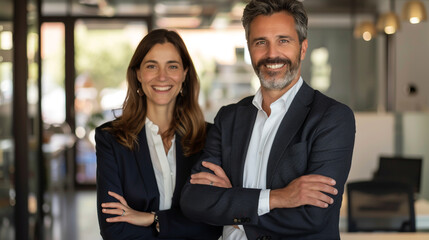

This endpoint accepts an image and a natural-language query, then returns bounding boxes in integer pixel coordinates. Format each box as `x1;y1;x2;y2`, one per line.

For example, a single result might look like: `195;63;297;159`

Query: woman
96;29;221;239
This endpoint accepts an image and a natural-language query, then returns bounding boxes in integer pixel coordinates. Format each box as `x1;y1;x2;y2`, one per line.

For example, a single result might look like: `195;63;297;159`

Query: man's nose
266;43;279;58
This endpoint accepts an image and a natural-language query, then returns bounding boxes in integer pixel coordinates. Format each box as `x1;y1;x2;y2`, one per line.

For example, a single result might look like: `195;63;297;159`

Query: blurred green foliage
75;28;134;90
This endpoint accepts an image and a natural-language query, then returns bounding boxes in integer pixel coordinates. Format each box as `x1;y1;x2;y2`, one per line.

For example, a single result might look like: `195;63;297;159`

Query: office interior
1;0;429;239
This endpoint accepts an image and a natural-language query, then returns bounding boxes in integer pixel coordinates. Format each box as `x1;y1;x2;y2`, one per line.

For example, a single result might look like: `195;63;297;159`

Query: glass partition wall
39;17;148;240
74;19;147;185
0;18;14;240
40;0;152;189
1;0;42;239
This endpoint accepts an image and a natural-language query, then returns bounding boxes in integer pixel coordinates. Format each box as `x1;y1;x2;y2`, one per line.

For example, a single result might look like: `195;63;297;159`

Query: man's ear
300;39;308;61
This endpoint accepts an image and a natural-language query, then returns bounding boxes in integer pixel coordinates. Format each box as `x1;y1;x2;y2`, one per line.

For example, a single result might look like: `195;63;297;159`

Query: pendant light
377;12;401;34
402;0;427;24
354;21;377;41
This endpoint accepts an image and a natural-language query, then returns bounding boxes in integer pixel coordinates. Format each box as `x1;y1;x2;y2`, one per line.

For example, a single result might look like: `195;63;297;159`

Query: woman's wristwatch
152;212;160;232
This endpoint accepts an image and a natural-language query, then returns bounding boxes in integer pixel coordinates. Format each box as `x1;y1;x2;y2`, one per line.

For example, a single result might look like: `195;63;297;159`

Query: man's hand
101;191;155;227
269;175;338;210
190;161;232;188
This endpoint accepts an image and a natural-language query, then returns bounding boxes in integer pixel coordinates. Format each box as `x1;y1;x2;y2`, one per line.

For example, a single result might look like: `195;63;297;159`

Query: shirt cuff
258;189;271;216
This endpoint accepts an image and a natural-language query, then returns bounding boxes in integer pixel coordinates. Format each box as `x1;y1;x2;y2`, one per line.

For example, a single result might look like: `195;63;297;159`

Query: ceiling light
354;21;377;41
377;12;401;34
402;0;427;24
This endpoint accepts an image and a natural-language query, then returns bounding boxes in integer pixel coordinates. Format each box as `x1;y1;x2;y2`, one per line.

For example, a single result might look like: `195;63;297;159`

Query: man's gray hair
242;0;308;44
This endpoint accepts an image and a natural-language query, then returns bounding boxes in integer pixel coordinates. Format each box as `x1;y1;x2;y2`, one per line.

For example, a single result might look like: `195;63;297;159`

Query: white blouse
145;118;176;210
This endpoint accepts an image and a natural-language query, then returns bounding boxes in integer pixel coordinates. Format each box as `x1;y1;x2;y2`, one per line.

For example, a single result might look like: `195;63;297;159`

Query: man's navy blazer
96;122;221;240
181;81;356;240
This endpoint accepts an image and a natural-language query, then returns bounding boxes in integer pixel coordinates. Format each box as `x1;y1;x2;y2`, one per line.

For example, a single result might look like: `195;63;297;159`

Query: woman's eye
169;65;179;70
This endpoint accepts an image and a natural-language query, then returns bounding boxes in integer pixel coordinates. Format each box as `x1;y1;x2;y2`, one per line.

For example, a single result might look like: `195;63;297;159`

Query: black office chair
373;156;422;197
346;180;416;232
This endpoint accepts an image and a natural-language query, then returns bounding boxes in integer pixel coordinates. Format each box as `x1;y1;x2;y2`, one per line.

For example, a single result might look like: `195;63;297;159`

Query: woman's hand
101;191;155;227
190;161;232;188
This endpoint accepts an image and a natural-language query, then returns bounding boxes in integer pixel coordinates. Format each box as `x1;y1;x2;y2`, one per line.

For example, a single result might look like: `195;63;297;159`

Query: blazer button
233;218;239;223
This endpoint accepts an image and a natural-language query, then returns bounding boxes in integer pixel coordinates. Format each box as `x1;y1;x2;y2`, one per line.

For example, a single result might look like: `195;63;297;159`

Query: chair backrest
373;156;422;196
346;180;416;232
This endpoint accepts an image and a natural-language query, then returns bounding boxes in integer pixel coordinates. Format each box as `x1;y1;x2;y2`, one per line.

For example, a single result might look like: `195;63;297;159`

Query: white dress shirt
222;78;303;239
145;118;176;210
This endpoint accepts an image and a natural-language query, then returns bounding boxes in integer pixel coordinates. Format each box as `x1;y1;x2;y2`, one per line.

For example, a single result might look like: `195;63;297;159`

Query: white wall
395;0;429;111
350;112;429;199
402;113;429;199
349;113;395;182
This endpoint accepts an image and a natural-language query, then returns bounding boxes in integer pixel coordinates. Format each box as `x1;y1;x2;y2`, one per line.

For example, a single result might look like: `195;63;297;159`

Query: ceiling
1;0;381;27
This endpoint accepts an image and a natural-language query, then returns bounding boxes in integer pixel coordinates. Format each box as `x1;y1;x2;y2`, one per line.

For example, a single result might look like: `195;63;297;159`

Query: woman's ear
183;68;188;82
136;68;142;82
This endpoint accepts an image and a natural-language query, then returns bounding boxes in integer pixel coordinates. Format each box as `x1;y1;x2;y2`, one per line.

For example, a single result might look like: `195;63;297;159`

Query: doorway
41;18;148;188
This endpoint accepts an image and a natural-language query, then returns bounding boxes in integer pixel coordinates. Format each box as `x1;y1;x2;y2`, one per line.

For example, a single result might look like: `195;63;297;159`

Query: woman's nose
157;68;167;81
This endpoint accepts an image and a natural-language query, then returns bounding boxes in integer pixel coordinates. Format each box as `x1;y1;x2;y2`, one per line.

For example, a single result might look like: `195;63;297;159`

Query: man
180;0;355;239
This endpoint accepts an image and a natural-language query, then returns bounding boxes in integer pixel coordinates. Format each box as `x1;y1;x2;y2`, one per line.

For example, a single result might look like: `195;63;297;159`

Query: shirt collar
145;117;159;135
252;77;304;112
145;117;176;143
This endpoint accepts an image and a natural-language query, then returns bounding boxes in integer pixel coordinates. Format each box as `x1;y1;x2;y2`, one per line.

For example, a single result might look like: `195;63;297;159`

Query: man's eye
255;40;266;46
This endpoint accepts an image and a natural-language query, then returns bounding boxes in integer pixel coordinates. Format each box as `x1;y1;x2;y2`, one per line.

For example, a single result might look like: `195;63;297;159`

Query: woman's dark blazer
95;121;221;240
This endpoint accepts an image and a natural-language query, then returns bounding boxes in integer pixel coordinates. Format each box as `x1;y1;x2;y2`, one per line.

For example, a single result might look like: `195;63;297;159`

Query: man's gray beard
257;66;299;90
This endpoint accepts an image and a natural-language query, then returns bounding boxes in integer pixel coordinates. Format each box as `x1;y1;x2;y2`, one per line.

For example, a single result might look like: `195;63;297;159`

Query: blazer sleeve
181;103;356;236
96;124;221;240
254;103;356;235
156;208;221;239
96;126;156;240
181;107;263;226
156;123;221;239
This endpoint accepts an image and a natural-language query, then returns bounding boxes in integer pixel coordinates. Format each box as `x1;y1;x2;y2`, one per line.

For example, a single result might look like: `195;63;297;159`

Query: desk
340;197;429;231
341;232;429;240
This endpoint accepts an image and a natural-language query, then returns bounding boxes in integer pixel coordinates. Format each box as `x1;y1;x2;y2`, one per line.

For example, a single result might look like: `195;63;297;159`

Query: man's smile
265;63;285;70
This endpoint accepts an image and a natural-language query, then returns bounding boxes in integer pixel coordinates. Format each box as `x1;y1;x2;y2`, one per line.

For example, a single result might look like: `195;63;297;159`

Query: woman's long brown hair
105;29;206;156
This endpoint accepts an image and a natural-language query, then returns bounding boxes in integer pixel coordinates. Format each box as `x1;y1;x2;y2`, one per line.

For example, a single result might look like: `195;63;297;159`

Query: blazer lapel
266;82;314;186
172;135;185;202
134;126;160;209
231;103;258;186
